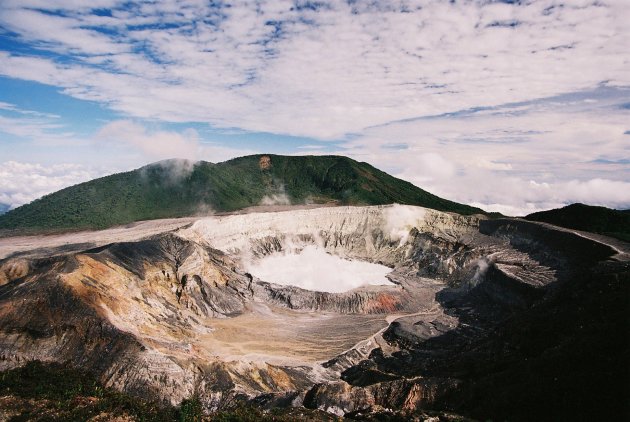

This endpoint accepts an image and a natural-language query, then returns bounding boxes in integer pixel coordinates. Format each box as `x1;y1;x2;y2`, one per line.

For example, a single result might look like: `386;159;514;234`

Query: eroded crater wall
0;204;624;417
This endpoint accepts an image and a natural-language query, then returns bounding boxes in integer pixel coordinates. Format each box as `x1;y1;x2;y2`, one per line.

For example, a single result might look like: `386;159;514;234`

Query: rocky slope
0;205;627;420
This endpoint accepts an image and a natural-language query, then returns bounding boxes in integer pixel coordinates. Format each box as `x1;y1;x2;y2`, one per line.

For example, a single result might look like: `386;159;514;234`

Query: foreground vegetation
0;155;485;232
0;361;176;421
0;361;473;421
0;361;337;421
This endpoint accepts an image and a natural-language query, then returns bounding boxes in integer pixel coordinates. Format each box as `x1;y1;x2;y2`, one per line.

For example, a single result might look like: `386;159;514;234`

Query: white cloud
296;145;326;150
94;120;255;164
339;88;630;215
0;0;627;139
462;177;630;216
0;114;64;139
0;161;107;209
0;102;59;118
95;120;201;160
399;153;456;184
0;102;69;140
0;8;128;55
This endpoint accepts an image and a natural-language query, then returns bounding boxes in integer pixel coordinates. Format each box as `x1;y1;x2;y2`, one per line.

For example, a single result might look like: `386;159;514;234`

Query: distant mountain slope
526;203;630;242
0;154;485;232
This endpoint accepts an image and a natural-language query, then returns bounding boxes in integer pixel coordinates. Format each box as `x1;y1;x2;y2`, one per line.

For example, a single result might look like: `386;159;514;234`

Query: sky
0;0;628;216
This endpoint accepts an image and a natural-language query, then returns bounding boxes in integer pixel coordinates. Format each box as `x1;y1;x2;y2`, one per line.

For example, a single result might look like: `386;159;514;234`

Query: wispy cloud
0;101;71;140
95;119;255;163
95;120;201;160
341;87;630;214
0;0;627;139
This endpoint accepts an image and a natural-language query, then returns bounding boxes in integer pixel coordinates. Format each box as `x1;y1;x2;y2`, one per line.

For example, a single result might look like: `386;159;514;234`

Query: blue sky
0;0;629;215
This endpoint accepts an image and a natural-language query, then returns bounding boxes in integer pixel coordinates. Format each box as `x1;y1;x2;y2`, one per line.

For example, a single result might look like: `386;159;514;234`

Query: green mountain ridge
0;154;485;232
526;203;630;242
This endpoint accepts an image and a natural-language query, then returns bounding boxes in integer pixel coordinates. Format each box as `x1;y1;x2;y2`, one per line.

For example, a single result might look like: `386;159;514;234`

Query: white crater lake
245;245;394;293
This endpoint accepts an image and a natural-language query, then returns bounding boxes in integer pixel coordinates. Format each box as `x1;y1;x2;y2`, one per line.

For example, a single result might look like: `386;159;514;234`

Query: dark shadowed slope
526;203;630;242
0;154;485;232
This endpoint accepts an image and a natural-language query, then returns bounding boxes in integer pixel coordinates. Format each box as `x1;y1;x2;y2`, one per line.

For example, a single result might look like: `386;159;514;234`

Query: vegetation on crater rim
0;154;486;232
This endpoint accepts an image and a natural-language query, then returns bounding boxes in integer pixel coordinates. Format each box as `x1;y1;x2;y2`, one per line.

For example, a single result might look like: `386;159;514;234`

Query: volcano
0;156;627;421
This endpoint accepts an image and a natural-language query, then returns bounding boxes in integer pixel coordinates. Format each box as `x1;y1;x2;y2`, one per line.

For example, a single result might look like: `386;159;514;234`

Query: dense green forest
0;154;485;232
526;203;630;242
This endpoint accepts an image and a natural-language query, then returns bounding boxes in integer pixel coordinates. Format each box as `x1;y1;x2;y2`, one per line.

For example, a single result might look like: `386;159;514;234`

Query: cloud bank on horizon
0;0;628;215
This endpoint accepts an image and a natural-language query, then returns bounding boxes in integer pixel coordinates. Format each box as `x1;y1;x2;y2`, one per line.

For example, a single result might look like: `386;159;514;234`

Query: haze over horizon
1;0;629;216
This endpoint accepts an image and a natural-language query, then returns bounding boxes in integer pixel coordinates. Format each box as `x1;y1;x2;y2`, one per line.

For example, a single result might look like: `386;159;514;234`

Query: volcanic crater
0;204;627;420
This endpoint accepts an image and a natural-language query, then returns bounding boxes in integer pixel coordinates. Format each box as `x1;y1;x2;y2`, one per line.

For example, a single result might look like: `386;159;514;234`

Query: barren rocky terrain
0;204;628;420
